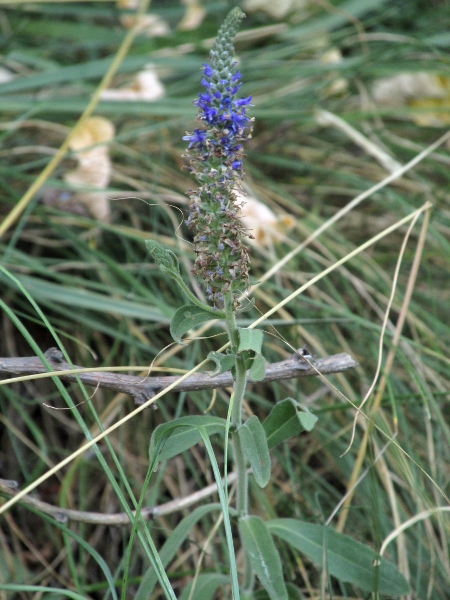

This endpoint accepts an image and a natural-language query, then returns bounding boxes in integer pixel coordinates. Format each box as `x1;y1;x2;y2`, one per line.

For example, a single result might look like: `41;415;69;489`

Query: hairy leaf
170;304;221;345
149;415;226;462
238;416;271;488
145;239;180;278
263;398;318;448
268;519;410;595
239;516;288;600
250;583;304;599
135;504;232;599
249;353;265;382
179;573;230;600
238;327;263;354
207;351;236;375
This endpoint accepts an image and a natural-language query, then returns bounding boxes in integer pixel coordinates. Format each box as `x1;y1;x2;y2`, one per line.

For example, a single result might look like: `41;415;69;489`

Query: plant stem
224;293;252;590
175;274;226;319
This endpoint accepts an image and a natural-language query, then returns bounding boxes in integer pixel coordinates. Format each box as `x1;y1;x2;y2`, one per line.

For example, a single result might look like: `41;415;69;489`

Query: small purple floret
182;129;207;149
233;96;252;107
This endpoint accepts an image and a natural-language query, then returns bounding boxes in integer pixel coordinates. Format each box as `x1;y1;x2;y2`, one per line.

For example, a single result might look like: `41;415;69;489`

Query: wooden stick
0;473;239;525
0;348;357;404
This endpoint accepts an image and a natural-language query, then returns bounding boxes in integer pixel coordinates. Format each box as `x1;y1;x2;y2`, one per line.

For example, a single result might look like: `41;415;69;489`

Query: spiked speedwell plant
182;8;253;308
145;8;410;600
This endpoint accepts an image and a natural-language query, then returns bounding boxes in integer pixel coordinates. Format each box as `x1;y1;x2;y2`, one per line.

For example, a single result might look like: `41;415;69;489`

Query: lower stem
232;353;248;516
224;293;252;590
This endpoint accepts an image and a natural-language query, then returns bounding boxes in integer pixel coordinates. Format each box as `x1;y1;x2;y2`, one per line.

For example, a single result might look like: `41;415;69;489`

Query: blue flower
182;129;207;149
202;106;218;123
233;96;252;108
203;63;213;77
183;8;253;306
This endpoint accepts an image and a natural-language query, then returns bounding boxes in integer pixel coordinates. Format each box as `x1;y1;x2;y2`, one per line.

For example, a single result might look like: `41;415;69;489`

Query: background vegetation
0;0;449;598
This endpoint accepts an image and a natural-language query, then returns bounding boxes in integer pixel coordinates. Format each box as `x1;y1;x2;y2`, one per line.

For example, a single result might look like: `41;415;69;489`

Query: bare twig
0;473;239;526
0;348;357;404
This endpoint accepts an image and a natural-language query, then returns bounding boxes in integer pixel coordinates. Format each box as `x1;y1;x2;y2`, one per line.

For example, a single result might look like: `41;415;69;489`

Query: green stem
176;274;226;319
224;293;252;590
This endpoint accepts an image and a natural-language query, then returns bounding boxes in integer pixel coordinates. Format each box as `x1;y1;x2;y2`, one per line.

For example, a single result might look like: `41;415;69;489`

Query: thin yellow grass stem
0;0;151;240
251;129;450;292
336;207;431;532
3;201;447;518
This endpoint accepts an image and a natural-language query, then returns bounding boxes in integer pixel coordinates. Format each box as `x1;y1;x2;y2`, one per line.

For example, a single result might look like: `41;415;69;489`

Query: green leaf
249;353;265;382
149;415;226;462
238;416;271;488
179;573;230;600
237;297;256;313
147;419;240;599
135;504;230;600
238;328;264;354
297;409;318;431
263;399;318;448
267;520;410;595
145;239;181;279
170;304;220;345
250;583;304;599
239;516;288;600
207;351;236;375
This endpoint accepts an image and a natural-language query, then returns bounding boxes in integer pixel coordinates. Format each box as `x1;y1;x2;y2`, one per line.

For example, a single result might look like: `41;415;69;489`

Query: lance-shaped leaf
147;417;240;598
248;583;304;599
239;516;288;600
238;327;263;354
207;351;236;376
136;504;230;600
267;519;410;596
179;573;230;600
149;415;226;462
249;353;265;382
170;304;221;345
238;416;271;488
263;398;318;448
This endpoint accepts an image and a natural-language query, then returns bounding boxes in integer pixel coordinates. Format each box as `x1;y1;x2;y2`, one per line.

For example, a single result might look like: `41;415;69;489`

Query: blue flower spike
183;7;254;307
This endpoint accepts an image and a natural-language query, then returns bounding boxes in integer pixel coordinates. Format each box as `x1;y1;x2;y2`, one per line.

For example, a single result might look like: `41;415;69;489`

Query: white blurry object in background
320;48;348;97
117;0;170;37
242;0;309;19
100;66;165;102
239;193;295;247
0;67;15;84
46;117;116;222
372;72;450;127
178;0;206;31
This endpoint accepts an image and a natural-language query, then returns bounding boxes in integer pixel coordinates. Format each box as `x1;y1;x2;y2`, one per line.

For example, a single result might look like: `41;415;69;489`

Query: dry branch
0;473;239;525
0;348;357;404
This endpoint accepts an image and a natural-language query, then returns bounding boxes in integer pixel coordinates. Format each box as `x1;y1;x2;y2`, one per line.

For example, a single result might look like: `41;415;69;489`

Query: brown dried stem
0;348;357;404
0;473;239;526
